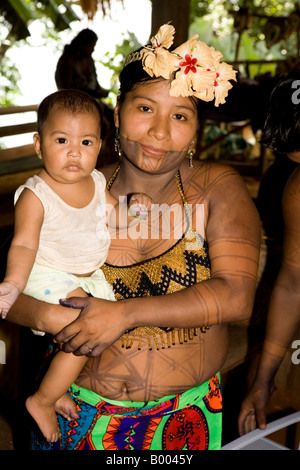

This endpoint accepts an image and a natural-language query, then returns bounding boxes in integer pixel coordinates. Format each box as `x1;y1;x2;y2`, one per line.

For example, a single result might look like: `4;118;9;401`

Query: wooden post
151;0;191;45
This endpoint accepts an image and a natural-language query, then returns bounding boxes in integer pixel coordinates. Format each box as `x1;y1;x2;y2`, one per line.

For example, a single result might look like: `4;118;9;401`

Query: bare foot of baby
55;393;79;421
26;394;61;443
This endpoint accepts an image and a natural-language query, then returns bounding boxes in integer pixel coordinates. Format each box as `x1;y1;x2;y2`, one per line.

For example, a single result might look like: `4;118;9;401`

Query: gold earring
37;152;43;160
114;128;122;160
187;142;194;168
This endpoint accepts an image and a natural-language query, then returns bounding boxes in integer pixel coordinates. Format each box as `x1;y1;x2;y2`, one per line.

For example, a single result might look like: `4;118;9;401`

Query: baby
0;89;152;442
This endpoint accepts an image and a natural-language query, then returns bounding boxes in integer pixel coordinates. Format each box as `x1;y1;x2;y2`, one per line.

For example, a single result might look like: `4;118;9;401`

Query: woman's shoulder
284;165;300;202
180;159;243;191
178;160;250;212
287;164;300;183
282;166;300;235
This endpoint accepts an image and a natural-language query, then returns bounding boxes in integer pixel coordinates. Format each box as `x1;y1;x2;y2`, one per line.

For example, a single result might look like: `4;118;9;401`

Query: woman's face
115;79;198;174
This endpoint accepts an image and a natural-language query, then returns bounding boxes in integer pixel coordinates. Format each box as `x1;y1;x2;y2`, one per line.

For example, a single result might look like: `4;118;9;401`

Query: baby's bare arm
1;189;43;319
4;189;87;333
4;189;44;291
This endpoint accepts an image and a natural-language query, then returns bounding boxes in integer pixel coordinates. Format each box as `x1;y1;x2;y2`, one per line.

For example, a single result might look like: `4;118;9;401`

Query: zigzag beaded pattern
103;237;210;301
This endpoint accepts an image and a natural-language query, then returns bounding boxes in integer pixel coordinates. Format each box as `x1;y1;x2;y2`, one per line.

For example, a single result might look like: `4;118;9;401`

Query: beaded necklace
104;164;210;350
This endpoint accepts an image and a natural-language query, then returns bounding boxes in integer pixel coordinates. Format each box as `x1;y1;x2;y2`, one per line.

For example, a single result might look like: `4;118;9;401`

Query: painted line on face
119;136;192;171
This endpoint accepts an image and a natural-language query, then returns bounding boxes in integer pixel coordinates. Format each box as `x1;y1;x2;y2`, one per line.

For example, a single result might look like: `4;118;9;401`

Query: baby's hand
0;281;20;319
129;193;153;219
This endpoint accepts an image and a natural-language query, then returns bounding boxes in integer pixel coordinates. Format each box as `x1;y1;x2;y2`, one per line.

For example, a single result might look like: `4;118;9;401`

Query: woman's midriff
75;324;228;402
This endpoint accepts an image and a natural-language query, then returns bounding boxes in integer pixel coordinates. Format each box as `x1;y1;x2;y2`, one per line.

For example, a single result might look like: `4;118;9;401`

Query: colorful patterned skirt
30;374;222;450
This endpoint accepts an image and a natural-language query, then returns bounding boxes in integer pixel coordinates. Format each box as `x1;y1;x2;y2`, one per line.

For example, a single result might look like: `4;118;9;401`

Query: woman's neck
114;161;180;204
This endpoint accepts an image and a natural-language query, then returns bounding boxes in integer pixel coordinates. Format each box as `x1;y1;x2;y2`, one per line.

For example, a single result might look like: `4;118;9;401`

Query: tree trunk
151;0;191;45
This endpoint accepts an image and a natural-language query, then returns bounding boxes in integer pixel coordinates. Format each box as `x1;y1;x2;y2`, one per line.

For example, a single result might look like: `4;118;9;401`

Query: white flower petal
151;24;175;49
216;62;237;82
143;49;177;79
213;80;233;107
191;68;216;93
193;41;215;68
210;47;224;64
194;87;215;102
172;34;199;61
170;70;194;97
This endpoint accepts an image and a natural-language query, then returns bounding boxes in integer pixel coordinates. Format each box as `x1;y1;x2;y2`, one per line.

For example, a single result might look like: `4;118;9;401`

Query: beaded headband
123;24;237;107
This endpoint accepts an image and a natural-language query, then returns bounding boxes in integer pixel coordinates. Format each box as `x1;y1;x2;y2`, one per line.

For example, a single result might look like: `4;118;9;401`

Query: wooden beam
0;144;35;162
0;105;38;116
0;122;37;138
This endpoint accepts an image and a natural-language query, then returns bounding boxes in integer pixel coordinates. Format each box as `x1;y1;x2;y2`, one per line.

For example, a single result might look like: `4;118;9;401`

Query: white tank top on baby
14;169;111;274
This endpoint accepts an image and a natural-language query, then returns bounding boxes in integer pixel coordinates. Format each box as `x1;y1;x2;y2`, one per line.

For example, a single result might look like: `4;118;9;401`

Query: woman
7;25;260;450
238;72;300;436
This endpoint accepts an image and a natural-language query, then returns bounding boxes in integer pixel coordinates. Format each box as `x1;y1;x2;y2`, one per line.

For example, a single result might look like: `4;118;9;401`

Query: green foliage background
1;0;299;106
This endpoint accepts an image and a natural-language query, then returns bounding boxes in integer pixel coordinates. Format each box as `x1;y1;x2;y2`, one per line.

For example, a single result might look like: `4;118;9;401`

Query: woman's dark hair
118;48;160;100
260;71;300;155
37;89;103;136
118;47;204;121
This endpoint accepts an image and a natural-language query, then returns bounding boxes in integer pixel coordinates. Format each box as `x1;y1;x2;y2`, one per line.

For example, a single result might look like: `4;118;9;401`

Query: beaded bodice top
102;166;211;350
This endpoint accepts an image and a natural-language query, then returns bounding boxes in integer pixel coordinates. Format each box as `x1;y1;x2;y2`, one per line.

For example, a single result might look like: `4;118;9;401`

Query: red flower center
214;72;220;87
179;54;198;74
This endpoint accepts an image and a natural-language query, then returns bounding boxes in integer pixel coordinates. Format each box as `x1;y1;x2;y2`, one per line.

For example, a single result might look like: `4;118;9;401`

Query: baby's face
34;109;102;185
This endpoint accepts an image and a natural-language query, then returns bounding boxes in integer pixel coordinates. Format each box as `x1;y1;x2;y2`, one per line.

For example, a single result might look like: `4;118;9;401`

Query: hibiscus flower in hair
196;47;237;106
127;23;237;107
169;36;216;97
141;24;177;79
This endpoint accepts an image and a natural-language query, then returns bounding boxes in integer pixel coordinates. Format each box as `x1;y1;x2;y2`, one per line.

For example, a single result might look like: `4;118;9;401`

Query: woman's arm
6;292;76;335
54;165;261;356
238;167;300;435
